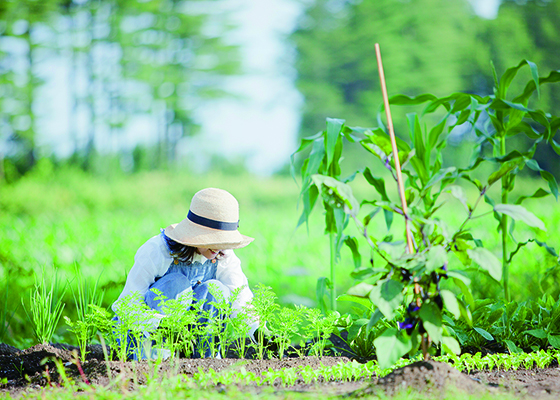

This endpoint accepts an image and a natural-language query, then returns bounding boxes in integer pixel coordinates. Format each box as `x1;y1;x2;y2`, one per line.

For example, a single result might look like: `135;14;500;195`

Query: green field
1;164;558;347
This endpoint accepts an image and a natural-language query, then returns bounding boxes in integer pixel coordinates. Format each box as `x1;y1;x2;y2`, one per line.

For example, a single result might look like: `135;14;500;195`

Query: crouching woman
112;188;257;359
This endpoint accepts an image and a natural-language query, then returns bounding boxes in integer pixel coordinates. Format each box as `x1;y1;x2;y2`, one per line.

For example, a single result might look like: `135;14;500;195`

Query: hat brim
164;219;254;250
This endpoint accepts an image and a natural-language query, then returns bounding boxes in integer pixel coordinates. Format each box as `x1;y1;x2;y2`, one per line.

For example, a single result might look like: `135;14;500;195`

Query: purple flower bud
398;319;415;330
407;302;420;313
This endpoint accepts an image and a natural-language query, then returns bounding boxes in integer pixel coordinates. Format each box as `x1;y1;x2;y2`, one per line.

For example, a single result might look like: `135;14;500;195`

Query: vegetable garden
1;59;560;399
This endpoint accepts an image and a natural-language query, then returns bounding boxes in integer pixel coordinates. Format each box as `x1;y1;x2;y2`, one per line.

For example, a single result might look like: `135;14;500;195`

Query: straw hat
164;188;254;250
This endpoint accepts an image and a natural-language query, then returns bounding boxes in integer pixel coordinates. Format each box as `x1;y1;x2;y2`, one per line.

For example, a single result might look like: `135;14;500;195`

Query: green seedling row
190;349;560;387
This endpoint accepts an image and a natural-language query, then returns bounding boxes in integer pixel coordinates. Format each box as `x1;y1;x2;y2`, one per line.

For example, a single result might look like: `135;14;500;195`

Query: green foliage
0;0;240;176
64;269;105;361
291;118;360;311
448;294;560;353
22;268;67;344
291;0;485;136
291;0;560;178
331;314;380;363
64;313;95;364
0;170;343;344
206;283;243;359
0;281;16;344
2;168;560;357
292;59;560;367
228;299;254;359
102;291;158;361
301;307;338;358
249;284;280;360
268;305;305;359
152;288;198;359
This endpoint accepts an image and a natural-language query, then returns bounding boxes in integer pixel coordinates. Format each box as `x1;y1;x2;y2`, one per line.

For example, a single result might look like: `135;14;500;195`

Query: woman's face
197;248;225;260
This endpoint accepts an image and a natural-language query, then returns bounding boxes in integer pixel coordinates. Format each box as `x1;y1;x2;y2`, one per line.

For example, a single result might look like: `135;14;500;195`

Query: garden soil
1;343;560;399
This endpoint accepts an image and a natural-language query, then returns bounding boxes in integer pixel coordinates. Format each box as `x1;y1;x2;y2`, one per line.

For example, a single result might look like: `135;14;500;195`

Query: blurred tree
0;0;61;175
0;0;240;177
117;0;240;168
59;0;103;170
291;0;482;136
291;0;560;176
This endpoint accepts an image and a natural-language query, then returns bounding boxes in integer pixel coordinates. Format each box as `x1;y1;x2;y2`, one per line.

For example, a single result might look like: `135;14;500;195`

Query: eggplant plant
292;60;559;368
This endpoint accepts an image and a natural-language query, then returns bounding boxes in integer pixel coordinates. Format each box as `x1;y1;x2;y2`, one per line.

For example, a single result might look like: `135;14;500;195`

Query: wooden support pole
374;43;414;255
376;43;429;359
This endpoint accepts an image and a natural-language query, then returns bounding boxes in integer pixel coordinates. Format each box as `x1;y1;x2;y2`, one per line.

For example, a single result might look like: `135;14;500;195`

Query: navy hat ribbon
187;210;239;231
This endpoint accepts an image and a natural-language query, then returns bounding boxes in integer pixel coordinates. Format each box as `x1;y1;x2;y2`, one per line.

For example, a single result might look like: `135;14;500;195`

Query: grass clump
22;268;66;344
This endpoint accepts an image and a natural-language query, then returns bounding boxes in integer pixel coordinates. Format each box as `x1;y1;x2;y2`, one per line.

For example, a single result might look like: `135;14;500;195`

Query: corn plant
470;61;560;301
291;118;363;312
22;268;67;344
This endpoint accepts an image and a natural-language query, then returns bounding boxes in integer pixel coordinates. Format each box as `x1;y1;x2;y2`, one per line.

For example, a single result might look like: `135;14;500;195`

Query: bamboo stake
374;43;414;254
375;43;429;359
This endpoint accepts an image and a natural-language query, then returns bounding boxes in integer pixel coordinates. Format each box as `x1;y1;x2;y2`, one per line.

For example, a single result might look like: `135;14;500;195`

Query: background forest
0;0;559;178
1;0;560;347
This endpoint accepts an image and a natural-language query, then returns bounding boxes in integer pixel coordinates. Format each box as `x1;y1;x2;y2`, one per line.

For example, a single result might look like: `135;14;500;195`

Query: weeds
22;268;67;344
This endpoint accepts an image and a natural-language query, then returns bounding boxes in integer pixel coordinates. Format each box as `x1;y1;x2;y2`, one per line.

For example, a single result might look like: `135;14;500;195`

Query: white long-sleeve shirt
112;233;257;333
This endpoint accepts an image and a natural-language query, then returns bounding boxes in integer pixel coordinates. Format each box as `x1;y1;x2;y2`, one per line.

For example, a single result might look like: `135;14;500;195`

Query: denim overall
141;246;232;359
115;236;232;360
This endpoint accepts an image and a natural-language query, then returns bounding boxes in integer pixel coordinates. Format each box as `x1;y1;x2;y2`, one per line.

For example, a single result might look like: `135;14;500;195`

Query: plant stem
329;232;337;311
500;136;510;302
452;189;486;240
350;214;392;265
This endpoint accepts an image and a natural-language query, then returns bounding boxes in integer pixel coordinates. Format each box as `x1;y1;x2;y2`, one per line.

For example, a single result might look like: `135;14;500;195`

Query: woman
113;187;257;359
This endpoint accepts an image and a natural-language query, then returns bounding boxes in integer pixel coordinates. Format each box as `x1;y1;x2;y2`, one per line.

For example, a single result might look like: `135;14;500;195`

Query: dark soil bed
1;343;559;399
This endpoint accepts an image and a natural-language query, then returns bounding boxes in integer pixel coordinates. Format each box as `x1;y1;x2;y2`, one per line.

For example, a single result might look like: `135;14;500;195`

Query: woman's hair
161;230;196;263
